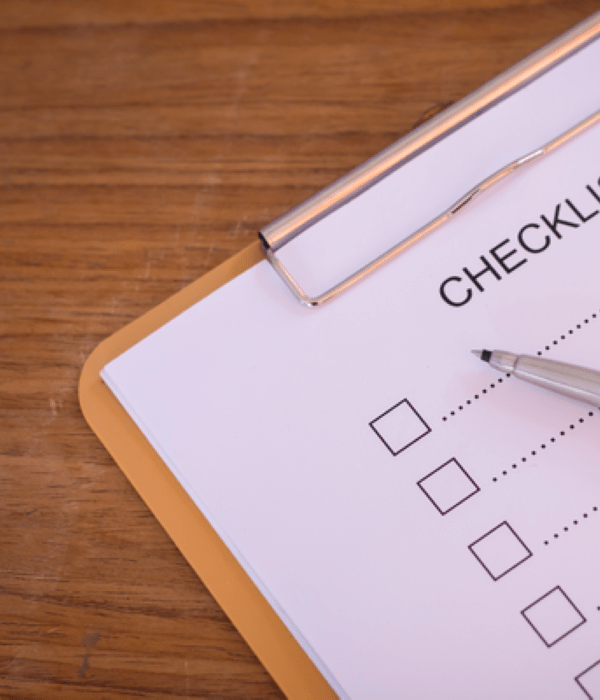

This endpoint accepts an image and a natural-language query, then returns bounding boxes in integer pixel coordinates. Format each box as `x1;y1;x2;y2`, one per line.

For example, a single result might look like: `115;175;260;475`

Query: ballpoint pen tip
471;349;492;362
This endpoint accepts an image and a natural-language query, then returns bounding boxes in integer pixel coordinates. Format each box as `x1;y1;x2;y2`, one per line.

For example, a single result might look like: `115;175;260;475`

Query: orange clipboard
79;240;337;700
79;13;600;698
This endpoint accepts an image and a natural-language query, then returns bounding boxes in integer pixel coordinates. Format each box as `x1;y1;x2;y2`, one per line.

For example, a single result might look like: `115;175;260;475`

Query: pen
472;349;600;408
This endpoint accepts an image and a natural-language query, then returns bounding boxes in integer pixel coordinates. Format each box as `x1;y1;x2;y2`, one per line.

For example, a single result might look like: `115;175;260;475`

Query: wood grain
1;1;596;697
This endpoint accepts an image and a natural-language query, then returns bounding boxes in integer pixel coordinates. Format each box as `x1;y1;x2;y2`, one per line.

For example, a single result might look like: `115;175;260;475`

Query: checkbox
469;522;532;581
522;586;586;647
370;399;431;456
576;658;600;699
418;458;479;515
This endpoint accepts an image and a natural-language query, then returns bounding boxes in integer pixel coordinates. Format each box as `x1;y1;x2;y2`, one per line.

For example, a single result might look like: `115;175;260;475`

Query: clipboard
80;12;600;699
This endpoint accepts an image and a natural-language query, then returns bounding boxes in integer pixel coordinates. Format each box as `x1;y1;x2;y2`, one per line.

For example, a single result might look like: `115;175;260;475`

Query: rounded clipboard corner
79;240;265;428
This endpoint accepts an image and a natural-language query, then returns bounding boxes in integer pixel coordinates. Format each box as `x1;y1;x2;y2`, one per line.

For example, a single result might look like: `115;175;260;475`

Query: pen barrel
513;355;600;408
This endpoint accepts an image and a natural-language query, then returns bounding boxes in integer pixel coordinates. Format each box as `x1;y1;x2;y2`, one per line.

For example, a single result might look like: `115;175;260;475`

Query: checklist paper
102;38;600;700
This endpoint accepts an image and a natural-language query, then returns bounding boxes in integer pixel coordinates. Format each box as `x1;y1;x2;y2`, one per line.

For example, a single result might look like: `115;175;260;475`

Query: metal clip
259;12;600;307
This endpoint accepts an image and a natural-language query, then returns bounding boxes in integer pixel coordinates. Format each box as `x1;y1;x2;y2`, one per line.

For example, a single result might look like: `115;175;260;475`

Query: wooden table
1;1;596;697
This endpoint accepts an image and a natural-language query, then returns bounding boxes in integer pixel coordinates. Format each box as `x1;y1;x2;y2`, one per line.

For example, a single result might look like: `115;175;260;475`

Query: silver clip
259;12;600;307
263;107;600;308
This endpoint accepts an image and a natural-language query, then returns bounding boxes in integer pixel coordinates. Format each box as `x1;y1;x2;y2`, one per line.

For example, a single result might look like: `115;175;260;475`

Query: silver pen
472;349;600;408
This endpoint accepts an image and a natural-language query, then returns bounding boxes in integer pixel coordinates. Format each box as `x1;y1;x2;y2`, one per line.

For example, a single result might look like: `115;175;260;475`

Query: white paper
103;38;600;700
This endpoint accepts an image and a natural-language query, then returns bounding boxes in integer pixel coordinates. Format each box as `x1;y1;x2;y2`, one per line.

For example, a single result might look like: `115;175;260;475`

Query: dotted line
543;506;599;546
492;411;596;482
535;311;598;356
442;375;510;421
442;308;599;422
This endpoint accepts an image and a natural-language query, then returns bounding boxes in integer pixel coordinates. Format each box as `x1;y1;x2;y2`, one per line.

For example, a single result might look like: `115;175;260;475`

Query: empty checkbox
522;586;585;647
370;399;431;456
469;521;532;581
418;458;479;515
576;658;600;698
